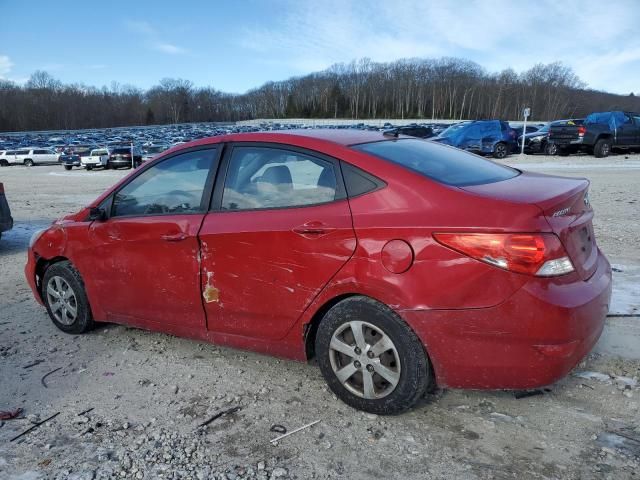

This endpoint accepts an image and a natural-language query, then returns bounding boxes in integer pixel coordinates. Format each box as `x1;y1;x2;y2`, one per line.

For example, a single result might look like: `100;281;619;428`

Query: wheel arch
35;256;70;300
304;293;361;360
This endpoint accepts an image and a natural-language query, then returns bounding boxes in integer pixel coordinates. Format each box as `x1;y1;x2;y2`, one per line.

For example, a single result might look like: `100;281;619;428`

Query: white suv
9;148;60;166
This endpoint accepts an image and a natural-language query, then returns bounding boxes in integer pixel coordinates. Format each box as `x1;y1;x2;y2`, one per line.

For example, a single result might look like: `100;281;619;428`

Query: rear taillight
433;232;574;277
578;126;586;136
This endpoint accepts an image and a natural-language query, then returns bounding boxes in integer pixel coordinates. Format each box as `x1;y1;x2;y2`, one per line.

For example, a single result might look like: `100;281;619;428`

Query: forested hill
1;57;639;132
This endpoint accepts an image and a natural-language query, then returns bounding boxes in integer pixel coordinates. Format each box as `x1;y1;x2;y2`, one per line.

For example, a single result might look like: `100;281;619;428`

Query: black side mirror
88;207;107;222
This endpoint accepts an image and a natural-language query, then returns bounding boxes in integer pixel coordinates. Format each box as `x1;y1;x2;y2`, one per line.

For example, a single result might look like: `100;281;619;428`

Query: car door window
112;149;216;217
222;147;338;210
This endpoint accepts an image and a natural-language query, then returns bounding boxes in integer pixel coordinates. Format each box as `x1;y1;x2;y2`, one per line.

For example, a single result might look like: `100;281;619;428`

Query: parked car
431;120;516;158
6;148;60;166
518;119;584;155
0;182;13;240
142;145;169;162
83;148;110;170
384;125;434;139
26;130;611;414
548;111;640;157
60;147;93;170
511;125;540;138
107;147;142;169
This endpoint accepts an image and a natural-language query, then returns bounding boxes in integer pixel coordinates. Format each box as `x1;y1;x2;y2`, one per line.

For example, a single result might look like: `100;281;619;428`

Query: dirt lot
1;153;639;480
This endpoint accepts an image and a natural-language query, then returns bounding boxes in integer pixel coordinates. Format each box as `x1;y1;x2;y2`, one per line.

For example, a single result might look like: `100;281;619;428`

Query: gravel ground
1;153;639;480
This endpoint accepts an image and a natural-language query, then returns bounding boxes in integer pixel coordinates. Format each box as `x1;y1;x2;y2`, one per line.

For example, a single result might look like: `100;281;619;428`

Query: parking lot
1;153;639;479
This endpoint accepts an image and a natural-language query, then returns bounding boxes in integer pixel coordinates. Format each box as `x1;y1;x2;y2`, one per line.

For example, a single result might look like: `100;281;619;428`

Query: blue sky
1;0;639;95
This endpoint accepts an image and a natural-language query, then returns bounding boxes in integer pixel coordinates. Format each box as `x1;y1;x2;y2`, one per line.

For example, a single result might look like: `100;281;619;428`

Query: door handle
292;222;335;236
161;233;188;242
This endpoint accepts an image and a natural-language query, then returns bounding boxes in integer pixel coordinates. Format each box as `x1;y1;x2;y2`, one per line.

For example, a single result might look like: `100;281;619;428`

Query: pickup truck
82;148;110;170
548;111;640;157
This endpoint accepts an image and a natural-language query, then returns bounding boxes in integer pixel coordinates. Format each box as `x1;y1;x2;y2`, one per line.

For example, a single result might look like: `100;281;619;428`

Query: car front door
617;114;636;146
632;114;640;145
199;144;356;340
85;147;219;329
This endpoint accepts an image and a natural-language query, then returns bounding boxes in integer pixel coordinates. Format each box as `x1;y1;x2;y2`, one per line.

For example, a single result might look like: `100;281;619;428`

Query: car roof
171;129;392;151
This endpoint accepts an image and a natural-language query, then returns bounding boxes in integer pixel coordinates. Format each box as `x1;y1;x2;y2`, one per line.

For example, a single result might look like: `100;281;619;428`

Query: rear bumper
401;251;612;389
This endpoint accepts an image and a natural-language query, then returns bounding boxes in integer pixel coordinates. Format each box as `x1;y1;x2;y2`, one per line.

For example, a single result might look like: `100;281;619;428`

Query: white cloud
153;42;188;55
0;55;14;78
124;19;189;56
240;0;640;94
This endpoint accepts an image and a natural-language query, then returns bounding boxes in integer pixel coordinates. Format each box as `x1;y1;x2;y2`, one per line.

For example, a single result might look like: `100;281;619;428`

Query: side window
222;147;337;211
624;114;633;125
112;149;216;217
463;125;482;141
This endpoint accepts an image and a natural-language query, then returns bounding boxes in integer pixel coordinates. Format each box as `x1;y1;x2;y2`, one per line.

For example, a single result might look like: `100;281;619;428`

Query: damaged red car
25;130;612;414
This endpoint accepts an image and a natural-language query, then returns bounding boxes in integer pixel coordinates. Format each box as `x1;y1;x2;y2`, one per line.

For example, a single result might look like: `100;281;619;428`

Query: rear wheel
492;142;508;159
64;165;72;171
24;159;34;167
594;138;611;158
316;296;431;414
42;261;94;334
86;165;93;171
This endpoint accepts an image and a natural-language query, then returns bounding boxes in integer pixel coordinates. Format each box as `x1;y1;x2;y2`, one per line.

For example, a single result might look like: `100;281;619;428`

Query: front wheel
316;296;431;414
24;159;34;167
492;142;508;159
42;261;94;334
544;142;557;156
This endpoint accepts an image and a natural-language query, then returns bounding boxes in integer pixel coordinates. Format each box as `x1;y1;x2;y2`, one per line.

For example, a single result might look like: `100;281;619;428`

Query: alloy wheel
329;321;401;399
46;276;78;325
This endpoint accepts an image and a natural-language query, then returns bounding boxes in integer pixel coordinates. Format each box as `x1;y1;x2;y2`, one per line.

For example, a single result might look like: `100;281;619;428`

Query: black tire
24;159;34;167
86;165;93;171
544;142;557;156
594;138;611;158
42;261;94;334
64;165;72;171
557;147;571;157
315;296;431;415
492;142;508;159
0;160;8;167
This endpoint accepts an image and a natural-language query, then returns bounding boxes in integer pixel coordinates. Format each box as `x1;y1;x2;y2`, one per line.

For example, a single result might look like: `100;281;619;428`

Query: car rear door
85;147;219;329
198;143;356;340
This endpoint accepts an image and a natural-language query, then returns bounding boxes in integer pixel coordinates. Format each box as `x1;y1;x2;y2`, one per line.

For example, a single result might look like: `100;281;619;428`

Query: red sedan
25;130;612;414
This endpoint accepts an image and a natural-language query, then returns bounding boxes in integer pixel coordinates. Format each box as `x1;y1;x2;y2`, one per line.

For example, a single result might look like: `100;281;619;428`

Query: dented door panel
87;215;207;328
199;201;356;340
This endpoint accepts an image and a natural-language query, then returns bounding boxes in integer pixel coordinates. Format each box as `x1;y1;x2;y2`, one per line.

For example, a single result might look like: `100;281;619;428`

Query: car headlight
530;135;545;142
29;228;47;248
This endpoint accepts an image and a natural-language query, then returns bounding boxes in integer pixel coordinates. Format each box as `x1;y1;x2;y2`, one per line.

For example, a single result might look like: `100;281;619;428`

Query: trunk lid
462;171;598;280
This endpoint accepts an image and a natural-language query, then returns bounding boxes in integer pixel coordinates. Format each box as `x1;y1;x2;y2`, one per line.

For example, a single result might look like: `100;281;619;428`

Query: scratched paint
203;271;219;303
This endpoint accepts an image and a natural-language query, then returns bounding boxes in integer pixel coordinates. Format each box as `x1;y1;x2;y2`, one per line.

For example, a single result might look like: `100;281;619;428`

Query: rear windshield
352;139;519;187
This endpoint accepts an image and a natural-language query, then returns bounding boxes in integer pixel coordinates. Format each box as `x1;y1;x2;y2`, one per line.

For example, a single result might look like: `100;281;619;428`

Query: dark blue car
431;120;516;159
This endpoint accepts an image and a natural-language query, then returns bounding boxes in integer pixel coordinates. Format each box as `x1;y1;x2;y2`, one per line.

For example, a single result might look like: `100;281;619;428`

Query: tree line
1;57;638;132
